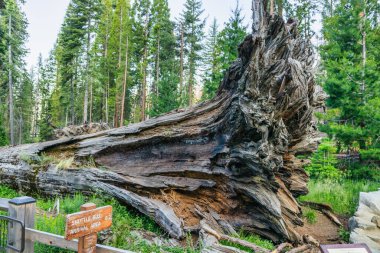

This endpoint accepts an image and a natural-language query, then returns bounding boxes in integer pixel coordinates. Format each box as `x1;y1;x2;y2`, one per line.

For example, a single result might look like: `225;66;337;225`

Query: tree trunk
0;15;324;243
8;13;15;146
179;24;184;100
83;17;91;124
277;0;283;17
141;13;149;122
120;37;129;127
360;1;366;101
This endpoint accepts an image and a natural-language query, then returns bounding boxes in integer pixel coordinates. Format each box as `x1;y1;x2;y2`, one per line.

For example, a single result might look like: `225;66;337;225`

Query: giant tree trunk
0;15;324;243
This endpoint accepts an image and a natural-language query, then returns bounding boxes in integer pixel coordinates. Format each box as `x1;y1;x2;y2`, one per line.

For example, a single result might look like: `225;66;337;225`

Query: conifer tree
38;50;57;141
320;0;380;150
284;0;318;38
216;1;247;77
201;19;220;101
131;0;151;121
180;0;205;106
0;0;28;145
202;2;247;100
56;0;100;126
149;0;179;117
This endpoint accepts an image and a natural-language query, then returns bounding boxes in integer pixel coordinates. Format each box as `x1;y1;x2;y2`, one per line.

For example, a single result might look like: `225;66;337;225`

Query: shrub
346;163;380;181
360;149;380;161
305;139;342;179
0;124;8;147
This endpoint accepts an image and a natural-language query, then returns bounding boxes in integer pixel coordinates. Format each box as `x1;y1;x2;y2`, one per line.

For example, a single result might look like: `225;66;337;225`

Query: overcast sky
23;0;253;69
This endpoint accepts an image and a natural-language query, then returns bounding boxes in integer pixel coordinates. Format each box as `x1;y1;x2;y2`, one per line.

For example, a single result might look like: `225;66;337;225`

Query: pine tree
216;1;247;76
284;0;318;38
148;0;179;117
201;19;221;101
131;0;152;121
0;0;29;145
202;2;247;100
38;50;57;141
56;0;101;126
320;0;380;150
180;0;205;106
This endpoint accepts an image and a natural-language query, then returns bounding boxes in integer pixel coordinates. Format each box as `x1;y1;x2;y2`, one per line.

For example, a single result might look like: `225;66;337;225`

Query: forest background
0;0;379;181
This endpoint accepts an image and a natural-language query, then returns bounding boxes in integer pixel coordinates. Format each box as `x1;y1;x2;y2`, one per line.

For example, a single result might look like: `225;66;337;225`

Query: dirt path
295;208;347;244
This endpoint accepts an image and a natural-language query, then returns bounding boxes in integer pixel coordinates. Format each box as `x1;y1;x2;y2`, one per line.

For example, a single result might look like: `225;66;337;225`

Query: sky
23;0;253;69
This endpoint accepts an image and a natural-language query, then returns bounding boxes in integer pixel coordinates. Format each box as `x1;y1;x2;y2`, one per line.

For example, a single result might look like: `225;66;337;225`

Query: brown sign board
65;205;112;240
320;244;372;253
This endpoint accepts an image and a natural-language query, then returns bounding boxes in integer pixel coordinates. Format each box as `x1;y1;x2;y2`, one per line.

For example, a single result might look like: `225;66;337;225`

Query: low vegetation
220;232;274;252
0;185;273;253
301;139;379;216
303;208;317;224
300;179;379;215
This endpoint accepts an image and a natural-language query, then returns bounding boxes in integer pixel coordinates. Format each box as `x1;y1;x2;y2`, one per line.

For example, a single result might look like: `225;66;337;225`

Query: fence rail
0;197;134;253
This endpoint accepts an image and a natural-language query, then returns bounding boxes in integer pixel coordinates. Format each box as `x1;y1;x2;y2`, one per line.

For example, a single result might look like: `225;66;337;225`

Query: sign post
65;203;112;253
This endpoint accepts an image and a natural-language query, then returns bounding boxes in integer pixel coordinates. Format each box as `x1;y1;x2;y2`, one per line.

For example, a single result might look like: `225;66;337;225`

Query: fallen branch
303;235;319;246
287;244;312;253
301;201;342;226
202;223;271;253
271;242;292;253
322;210;343;227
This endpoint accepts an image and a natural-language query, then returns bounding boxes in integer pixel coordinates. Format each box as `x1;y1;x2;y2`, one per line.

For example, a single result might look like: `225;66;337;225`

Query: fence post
7;196;36;253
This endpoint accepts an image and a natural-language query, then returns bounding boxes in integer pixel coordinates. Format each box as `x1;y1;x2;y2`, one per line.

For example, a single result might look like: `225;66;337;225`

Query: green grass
0;185;199;253
303;208;317;224
220;231;274;253
300;179;379;215
0;184;275;253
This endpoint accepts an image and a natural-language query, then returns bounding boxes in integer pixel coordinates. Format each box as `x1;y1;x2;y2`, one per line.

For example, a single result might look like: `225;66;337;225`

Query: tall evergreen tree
180;0;205;106
38;50;58;141
131;0;152;121
202;2;247;100
56;0;101;126
148;0;179;117
216;1;247;76
320;0;380;150
0;0;29;145
201;19;220;101
284;0;318;38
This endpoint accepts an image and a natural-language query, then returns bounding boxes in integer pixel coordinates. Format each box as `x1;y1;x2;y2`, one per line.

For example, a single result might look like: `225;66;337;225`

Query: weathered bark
0;14;324;243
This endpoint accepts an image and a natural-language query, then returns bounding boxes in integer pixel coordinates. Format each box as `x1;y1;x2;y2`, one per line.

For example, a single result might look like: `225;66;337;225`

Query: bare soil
295;207;347;244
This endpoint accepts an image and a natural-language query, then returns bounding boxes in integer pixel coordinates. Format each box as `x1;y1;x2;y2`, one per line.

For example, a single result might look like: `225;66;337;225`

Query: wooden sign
65;203;112;253
320;244;372;253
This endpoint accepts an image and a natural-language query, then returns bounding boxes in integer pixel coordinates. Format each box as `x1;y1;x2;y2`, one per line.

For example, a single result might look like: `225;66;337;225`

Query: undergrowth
0;185;271;253
300;179;379;215
220;231;274;252
303;208;317;224
0;185;198;253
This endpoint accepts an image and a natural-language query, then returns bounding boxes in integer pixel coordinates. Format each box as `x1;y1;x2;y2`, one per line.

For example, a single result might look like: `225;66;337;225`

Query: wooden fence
0;197;134;253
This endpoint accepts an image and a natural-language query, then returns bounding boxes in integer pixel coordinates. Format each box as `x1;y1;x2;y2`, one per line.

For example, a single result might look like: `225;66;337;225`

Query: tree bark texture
0;15;325;243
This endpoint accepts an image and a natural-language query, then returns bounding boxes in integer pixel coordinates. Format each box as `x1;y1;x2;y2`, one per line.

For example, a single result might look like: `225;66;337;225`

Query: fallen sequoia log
0;10;325;244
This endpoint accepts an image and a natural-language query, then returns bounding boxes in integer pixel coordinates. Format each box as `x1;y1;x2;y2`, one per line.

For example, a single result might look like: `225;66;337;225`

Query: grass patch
300;179;379;215
220;231;274;253
0;184;200;253
339;228;350;242
303;208;317;224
